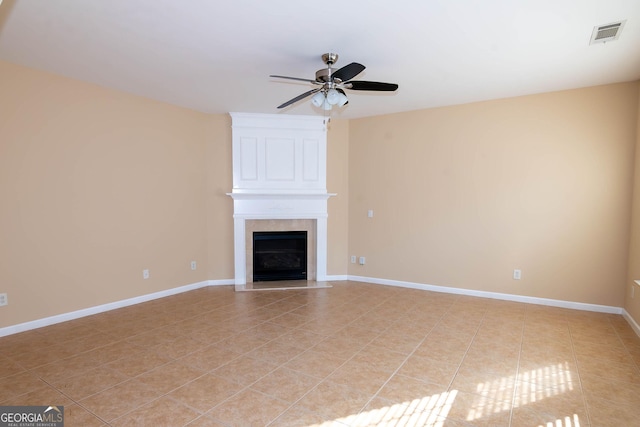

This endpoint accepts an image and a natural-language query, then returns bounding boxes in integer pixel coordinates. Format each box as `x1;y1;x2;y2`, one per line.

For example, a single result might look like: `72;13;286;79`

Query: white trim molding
0;279;233;338
348;275;624;314
623;309;640;337
3;276;639;339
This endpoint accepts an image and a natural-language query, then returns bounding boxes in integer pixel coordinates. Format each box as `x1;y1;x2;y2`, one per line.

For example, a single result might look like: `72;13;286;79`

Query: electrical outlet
143;269;149;279
350;255;356;264
0;293;7;306
191;261;197;270
513;269;522;280
359;256;366;265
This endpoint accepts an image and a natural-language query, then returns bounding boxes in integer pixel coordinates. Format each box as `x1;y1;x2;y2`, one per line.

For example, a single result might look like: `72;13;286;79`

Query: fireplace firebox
253;231;307;282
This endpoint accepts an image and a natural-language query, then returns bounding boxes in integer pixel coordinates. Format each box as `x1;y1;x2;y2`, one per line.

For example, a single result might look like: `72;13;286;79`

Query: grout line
567;314;592;427
610;316;640;374
507;305;527;427
266;305;394;424
2;282;639;426
265;290;418;425
355;296;460;422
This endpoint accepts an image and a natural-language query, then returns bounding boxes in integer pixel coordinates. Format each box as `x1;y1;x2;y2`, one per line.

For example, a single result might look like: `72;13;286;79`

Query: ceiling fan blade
332;62;365;82
277;88;321;109
347;81;399;91
270;75;319;84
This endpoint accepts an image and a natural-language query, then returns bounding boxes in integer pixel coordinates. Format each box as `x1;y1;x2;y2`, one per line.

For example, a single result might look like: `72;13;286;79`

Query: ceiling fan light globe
311;92;325;107
326;88;340;105
322;99;332;110
336;93;348;107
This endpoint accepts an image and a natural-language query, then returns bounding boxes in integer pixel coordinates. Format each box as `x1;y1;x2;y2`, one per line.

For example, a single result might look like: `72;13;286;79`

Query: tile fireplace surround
245;219;317;286
227;113;334;291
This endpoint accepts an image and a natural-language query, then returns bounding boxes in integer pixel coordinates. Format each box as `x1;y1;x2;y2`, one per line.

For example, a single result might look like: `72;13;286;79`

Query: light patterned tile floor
1;281;640;426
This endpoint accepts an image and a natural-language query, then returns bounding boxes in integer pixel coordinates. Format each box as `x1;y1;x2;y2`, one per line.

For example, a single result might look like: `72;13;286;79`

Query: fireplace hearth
253;231;307;282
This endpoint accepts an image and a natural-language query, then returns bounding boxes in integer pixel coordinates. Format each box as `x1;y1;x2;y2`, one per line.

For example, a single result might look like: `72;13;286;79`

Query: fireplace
245;219;316;285
253;231;307;281
227;113;334;290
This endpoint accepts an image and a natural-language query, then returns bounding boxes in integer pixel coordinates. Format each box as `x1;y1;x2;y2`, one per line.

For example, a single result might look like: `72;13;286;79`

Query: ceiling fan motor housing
315;68;333;83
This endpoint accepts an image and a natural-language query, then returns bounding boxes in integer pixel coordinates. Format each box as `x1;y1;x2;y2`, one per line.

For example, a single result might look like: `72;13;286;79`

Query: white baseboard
347;276;640;338
3;275;638;339
325;274;348;281
622;309;640;337
347;275;623;314
0;279;233;338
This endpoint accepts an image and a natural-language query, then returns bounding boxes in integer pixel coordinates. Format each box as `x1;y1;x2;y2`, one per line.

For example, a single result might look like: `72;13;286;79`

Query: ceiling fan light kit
311;88;348;110
271;53;398;112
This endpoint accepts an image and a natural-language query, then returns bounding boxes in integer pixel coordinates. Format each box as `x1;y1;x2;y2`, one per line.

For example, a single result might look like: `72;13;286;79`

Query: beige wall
205;114;234;280
327;119;349;275
626;85;640;326
2;58;638;330
0;61;226;328
348;83;638;307
0;60;350;329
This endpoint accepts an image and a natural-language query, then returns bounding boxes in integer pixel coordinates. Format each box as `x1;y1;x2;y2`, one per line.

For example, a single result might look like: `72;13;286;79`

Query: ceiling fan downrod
316;53;339;83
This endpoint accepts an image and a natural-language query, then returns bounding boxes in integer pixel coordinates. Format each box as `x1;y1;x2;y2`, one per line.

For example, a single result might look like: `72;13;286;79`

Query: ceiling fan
270;53;399;110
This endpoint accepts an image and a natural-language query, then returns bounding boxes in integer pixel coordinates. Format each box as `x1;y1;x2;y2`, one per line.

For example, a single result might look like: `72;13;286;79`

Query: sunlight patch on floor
515;362;575;406
540;414;582;427
313;362;582;426
344;390;458;427
464;361;582;426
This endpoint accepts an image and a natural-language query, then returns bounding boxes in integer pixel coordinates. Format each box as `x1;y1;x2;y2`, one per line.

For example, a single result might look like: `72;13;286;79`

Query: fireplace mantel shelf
227;191;336;200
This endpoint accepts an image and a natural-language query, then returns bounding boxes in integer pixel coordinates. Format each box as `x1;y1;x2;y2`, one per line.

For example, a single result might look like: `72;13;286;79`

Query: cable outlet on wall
513;269;522;280
350;255;356;264
0;293;7;307
191;261;197;270
143;269;149;279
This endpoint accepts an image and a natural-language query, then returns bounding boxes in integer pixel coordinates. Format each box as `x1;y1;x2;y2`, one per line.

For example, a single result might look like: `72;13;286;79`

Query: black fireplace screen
253;231;307;282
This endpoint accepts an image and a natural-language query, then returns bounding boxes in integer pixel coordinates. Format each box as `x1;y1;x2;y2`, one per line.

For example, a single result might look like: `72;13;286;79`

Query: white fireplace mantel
227;113;334;290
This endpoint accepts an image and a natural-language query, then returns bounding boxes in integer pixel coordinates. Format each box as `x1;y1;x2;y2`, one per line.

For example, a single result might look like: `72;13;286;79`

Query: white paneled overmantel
230;113;328;193
227;113;335;290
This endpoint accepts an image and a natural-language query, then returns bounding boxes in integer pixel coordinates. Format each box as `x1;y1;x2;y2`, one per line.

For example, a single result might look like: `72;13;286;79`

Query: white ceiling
0;0;639;119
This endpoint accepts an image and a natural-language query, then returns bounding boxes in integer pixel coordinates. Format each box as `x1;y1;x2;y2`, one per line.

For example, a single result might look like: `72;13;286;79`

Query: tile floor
1;281;639;426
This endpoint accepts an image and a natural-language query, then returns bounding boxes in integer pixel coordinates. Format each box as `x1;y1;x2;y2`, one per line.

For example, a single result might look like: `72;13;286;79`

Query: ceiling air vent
590;21;625;45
